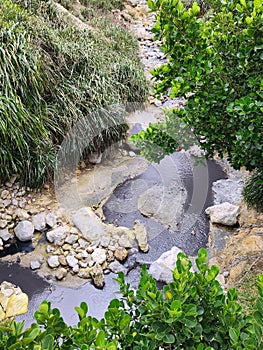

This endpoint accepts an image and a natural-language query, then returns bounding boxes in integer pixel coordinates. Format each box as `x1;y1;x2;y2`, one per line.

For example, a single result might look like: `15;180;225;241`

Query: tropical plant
1;249;263;349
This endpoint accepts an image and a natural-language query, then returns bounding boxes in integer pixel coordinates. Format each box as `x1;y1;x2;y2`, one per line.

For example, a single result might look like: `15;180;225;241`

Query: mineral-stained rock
91;248;106;264
78;267;91;279
0;281;28;320
58;255;68;266
47;255;60;268
55;268;68;280
31;212;46;231
14;220;34;241
134;221;148;252
46;226;68;245
149;246;183;283
114;247;128;261
205;202;239;226
72;207;105;242
90;263;104;289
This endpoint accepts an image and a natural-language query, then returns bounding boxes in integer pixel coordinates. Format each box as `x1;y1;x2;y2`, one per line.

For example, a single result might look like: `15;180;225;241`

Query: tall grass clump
0;0;148;187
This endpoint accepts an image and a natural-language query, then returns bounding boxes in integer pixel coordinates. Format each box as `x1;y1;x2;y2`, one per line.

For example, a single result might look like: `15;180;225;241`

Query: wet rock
72;207;105;242
149;246;183;283
46;212;57;228
212;179;244;205
32;212;46;231
66;255;78;268
114;247;128;261
30;259;42;270
46;226;68;245
14;220;34;241
134;221;149;252
0;228;12;241
55;268;68;281
91;248;106;264
47;255;60;268
0;281;28;320
90;263;104;289
138;182;187;230
205;202;239;226
108;261;128;275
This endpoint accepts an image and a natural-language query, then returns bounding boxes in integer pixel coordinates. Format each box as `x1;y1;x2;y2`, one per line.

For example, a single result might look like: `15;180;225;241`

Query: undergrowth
0;0;148;187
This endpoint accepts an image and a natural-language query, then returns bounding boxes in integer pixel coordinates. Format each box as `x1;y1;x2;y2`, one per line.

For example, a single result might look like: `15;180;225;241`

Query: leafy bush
1;249;263;349
132;0;262;172
0;0;148;187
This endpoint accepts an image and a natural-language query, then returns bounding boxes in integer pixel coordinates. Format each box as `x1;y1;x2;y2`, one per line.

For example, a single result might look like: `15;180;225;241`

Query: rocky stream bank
1;0;263;324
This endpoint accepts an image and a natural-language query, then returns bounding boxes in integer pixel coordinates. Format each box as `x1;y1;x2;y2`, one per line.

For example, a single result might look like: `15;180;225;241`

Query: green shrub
132;0;262;171
243;169;263;212
1;249;263;349
0;0;148;187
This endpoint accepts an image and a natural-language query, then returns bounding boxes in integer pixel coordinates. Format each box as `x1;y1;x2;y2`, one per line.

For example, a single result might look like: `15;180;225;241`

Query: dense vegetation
131;0;263;210
1;249;263;349
0;0;148;187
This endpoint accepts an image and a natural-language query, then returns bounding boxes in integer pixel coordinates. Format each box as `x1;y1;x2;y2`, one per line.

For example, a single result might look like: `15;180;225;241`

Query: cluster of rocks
0;281;28;320
39;207;148;288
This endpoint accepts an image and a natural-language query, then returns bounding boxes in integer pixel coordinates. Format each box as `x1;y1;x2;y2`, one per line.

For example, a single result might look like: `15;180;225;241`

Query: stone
205;202;239;226
78;267;91;279
72;264;79;274
58;255;68;266
55;268;67;280
46;212;57;228
138;182;187;231
0;281;28;320
30;259;42;270
0;220;7;229
14;208;30;221
0;238;2;246
66;255;78;268
47;255;60;268
0;228;11;241
108;261;128;275
229;260;248;283
14;221;34;241
72;207;105;242
65;234;78;245
46;226;68;245
212;179;244;206
1;190;9;200
100;235;111;247
32;212;46;231
118;231;135;248
114;247;128;261
5;293;28;318
149;246;184;283
134;221;149;252
129;151;136;157
62;243;72;251
91;248;106;264
90;263;104;289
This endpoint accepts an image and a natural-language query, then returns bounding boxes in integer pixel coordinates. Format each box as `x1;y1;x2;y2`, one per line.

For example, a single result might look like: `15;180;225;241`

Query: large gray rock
149;246;183;283
32;213;46;231
46;226;68;245
205;202;239;226
212;179;244;205
138;182;187;231
14;221;34;241
72;207;105;242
